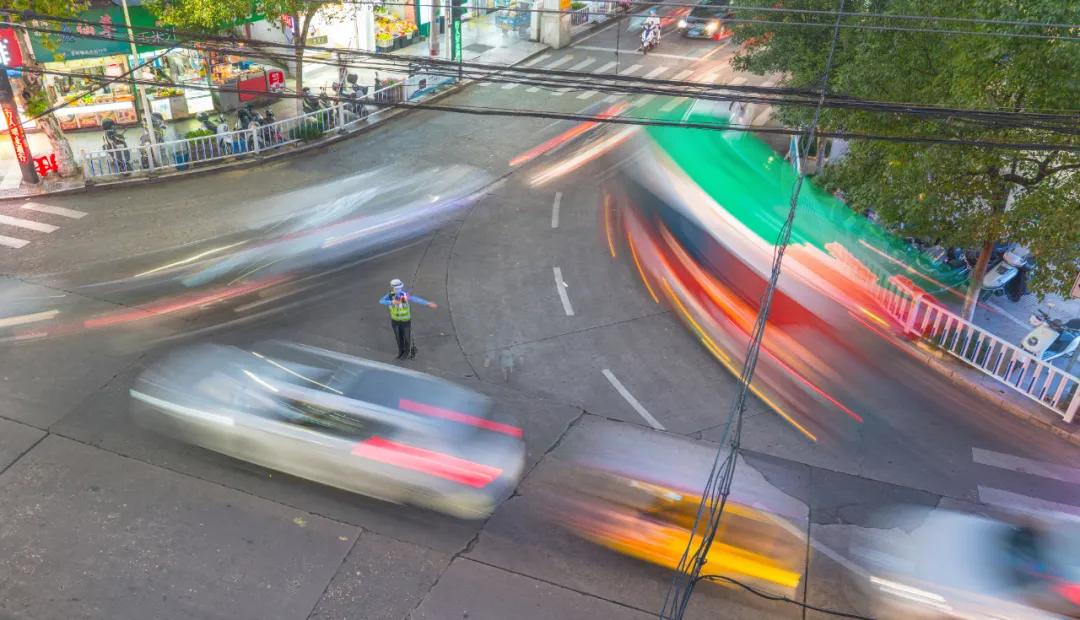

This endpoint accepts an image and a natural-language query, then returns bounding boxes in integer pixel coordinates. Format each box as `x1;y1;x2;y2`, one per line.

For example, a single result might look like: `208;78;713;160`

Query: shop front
204;47;284;112
44;56;139;132
0;26;37;134
141;47;215;120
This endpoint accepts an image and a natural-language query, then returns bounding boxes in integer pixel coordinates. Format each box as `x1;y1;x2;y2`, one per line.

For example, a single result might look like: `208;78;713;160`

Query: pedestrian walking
379;278;438;360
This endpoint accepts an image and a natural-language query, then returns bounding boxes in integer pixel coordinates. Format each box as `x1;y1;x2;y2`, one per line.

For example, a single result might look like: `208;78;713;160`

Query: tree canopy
731;0;1080;303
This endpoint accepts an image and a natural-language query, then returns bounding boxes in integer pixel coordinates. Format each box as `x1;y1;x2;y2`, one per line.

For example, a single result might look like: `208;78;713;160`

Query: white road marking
731;76;748;86
977;486;1080;520
20;203;87;219
577;91;597;100
577;61;617;99
701;72;719;84
632;94;657;107
642;65;670;80
973;448;1080;485
501;81;519;90
569;58;597;72
0;310;60;328
573;45;703;62
544;55;573;70
553;266;574;316
0;214;58;233
522;53;551;67
551;192;562;229
621;64;643;76
602;94;619;103
602;369;666;430
0;234;29;249
595;61;617;74
672;68;694;82
659;97;685;112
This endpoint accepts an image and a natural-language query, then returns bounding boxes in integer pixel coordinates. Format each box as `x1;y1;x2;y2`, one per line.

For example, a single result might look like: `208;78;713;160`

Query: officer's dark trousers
391;319;413;358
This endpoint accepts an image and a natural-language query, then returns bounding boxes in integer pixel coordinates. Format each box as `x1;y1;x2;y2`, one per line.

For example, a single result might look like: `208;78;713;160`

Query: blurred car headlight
706;20;718;33
678;19;687;28
870;576;952;612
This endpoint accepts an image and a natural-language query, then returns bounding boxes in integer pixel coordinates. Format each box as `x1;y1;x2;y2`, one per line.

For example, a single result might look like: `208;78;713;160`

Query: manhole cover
464;43;494;53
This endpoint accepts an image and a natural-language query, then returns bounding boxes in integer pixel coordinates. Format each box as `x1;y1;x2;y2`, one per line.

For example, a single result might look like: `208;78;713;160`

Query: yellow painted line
626;231;659;304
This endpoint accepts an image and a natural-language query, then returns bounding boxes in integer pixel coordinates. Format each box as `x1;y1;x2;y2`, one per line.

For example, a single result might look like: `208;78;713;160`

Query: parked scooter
981;244;1032;301
139;112;167;169
302;87;322;115
1020;310;1080;363
336;73;368;119
197;112;231;155
101;119;132;174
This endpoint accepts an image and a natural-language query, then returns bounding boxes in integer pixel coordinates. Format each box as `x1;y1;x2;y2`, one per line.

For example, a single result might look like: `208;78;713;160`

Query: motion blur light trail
0;165;491;343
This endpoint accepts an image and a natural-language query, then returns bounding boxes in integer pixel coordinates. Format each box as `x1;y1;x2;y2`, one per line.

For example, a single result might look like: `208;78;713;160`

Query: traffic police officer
379;278;438;359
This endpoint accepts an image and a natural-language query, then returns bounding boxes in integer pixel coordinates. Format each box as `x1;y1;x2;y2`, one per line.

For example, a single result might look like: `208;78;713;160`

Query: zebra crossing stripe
0;214;58;233
0;234;29;249
20;203;87;219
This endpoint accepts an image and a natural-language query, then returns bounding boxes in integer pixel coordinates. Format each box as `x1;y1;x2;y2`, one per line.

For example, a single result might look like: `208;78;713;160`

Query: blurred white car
131;341;526;519
863;510;1080;619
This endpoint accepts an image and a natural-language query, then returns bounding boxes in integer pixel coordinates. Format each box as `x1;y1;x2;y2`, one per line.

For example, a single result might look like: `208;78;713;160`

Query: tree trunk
961;235;995;321
294;10;316;116
13;31;80;178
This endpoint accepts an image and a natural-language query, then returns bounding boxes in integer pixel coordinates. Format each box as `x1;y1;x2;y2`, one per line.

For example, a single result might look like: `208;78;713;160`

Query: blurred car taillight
398;398;523;437
351;436;503;488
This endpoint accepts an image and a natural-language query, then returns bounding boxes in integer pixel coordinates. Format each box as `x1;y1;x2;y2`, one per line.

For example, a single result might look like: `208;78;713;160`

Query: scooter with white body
1020;310;1080;363
981;244;1031;300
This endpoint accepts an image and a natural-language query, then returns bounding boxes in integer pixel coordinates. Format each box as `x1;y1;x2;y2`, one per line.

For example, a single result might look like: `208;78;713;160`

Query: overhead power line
14;63;1080;153
11;18;1080;138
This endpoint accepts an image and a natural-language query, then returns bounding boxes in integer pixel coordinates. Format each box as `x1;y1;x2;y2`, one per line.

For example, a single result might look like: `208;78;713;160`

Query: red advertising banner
0;28;25;68
3;103;31;164
267;69;285;92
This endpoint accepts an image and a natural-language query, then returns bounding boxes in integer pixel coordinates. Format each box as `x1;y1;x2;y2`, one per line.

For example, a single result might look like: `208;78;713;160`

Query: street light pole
120;0;157;169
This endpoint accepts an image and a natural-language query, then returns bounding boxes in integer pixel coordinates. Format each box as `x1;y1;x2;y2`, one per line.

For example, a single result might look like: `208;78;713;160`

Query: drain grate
464;43;494;53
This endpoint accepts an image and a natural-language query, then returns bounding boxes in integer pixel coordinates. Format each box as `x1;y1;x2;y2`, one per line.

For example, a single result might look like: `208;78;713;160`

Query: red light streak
351;437;503;488
510;103;628;167
398;398;523;438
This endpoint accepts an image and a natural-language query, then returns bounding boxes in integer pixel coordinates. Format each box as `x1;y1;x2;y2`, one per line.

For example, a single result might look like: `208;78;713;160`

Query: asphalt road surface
1;16;1078;620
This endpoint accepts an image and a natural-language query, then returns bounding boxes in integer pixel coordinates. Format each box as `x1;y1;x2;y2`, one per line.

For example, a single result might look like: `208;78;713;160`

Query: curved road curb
912;342;1080;447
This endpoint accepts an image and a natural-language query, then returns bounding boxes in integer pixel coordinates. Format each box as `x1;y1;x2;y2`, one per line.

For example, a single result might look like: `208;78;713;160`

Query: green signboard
28;5;176;63
451;0;463;61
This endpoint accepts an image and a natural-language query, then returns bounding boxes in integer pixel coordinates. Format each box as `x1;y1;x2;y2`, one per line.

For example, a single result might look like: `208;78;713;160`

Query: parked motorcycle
139;112;167;169
1020;310;1080;363
981;244;1032;301
101;119;132;174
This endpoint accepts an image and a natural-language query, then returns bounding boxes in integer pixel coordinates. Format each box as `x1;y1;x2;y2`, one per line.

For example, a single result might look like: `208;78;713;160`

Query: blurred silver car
130;341;525;519
863;509;1080;619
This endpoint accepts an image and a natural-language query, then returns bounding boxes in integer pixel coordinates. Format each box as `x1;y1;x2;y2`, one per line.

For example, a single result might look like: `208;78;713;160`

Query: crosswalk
971;447;1080;520
476;50;776;120
0;200;87;250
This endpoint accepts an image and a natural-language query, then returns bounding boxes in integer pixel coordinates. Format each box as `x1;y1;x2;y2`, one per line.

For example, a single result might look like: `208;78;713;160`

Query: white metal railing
829;243;1078;423
81;73;453;181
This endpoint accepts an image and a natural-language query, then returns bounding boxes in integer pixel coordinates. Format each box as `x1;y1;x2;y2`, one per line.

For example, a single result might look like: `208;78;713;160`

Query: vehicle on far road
677;0;733;40
130;341;526;519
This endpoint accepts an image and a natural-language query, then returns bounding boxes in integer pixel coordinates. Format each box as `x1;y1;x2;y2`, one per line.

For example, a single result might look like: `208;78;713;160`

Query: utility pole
429;0;440;58
120;0;157;169
0;64;38;185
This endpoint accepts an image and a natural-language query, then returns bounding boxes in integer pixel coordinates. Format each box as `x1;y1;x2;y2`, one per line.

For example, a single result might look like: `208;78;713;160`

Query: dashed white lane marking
522;53;551;67
602;369;666;431
553;266;574;316
551;192;562;229
0;214;58;233
20;203;87;219
0;309;60;328
973;448;1080;485
642;65;670;80
977;486;1080;520
0;234;29;249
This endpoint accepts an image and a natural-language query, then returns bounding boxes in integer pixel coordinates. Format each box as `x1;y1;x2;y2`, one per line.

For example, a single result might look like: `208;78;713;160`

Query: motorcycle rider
641;9;661;52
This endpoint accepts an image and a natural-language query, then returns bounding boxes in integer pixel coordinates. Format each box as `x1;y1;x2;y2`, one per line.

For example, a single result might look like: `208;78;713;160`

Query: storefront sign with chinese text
29;6;175;62
0;28;25;68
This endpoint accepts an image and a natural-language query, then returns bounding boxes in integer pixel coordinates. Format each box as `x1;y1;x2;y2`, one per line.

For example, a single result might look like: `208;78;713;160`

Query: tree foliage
3;0;90;178
731;0;1080;302
150;0;330;115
